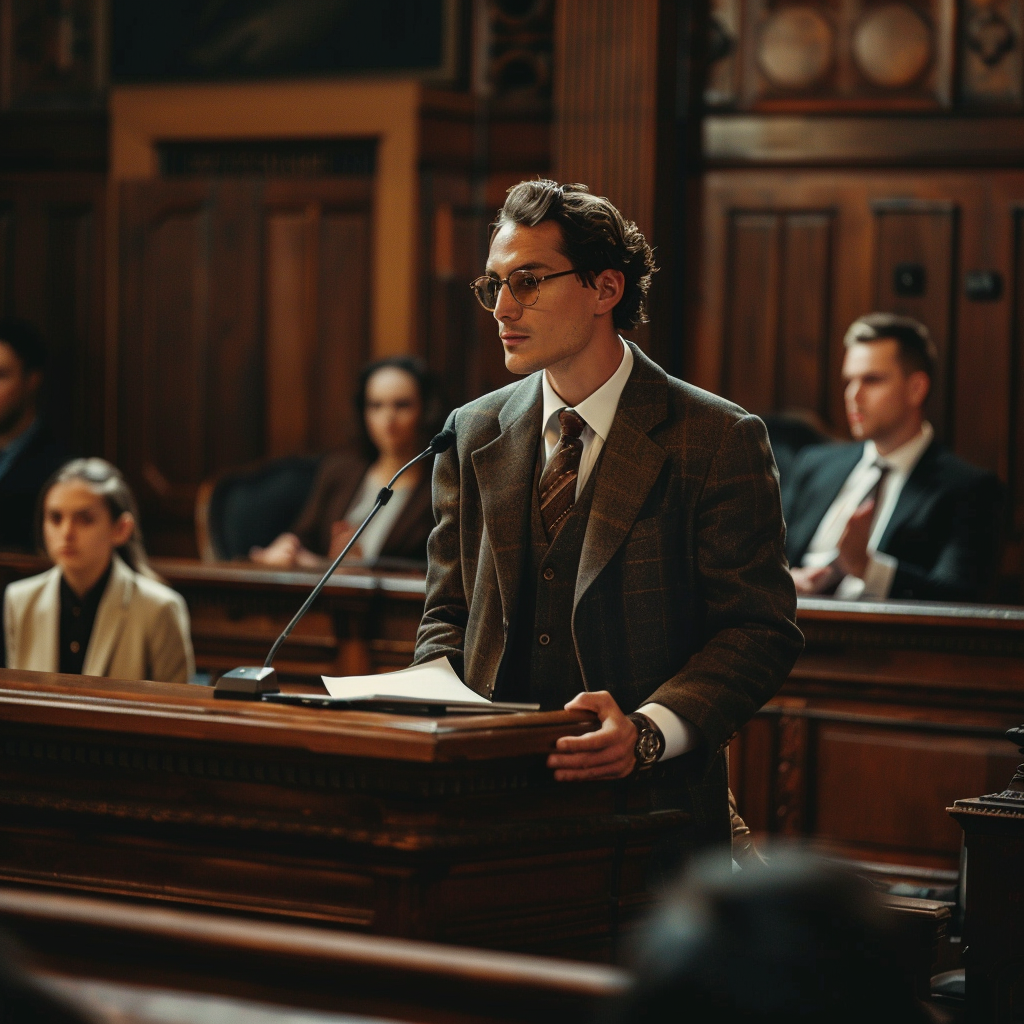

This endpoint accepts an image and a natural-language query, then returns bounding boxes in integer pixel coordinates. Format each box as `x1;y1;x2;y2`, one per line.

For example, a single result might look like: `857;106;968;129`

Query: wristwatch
628;712;665;771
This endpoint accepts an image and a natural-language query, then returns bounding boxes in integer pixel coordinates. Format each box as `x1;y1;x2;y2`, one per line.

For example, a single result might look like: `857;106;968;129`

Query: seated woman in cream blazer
3;459;194;685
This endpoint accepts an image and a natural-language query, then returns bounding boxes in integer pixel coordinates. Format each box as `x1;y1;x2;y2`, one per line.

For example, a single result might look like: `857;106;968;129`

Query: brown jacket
293;451;435;563
414;343;802;845
4;554;195;684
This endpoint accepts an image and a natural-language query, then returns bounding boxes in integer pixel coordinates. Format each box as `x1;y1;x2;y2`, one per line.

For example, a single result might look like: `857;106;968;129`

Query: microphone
214;428;456;699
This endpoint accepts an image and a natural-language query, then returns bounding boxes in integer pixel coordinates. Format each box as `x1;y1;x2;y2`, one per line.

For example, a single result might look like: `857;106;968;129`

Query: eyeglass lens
473;270;540;310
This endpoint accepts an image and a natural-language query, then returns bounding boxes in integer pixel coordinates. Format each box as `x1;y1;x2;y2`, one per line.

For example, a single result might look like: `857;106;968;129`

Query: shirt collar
540;338;633;442
59;559;113;610
863;421;934;475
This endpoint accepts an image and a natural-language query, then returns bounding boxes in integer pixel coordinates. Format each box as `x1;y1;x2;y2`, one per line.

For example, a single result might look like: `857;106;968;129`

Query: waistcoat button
543;568;555;581
538;633;551;646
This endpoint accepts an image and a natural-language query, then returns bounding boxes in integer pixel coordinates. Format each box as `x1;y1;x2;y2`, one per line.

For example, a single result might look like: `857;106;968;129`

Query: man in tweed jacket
414;181;802;847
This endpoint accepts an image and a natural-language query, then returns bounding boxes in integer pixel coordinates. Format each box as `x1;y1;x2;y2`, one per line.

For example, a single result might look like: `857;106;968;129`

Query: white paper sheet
322;656;489;703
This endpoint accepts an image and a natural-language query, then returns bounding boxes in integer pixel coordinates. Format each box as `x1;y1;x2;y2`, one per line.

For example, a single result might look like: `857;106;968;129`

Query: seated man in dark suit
0;318;67;551
784;313;1001;602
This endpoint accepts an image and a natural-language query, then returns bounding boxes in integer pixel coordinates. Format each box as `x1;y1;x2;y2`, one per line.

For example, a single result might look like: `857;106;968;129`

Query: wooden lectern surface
0;668;690;960
0;668;597;762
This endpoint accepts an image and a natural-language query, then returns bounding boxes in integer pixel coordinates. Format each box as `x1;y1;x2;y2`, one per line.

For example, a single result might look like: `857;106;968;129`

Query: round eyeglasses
469;268;577;311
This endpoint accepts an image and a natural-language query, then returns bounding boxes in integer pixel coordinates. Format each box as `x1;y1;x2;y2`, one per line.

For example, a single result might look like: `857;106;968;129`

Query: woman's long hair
37;458;158;579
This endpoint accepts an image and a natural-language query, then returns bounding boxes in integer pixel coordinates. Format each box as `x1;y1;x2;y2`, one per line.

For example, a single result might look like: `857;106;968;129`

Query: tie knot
558;408;586;440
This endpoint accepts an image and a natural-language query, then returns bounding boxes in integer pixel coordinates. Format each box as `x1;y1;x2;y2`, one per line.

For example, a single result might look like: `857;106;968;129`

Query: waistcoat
498;450;600;710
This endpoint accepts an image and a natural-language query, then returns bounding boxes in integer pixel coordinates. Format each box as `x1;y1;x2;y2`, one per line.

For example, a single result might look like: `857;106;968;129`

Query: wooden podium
0;668;692;961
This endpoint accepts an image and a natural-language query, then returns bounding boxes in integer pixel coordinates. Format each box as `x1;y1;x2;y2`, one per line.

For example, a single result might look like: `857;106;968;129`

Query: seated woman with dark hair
4;458;194;684
251;356;443;570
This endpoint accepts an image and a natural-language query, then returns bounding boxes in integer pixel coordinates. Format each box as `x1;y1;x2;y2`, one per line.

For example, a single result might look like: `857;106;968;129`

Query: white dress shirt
540;339;696;761
801;422;934;600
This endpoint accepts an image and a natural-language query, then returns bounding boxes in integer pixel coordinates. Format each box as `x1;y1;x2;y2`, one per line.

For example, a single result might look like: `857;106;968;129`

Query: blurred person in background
0;318;66;552
4;459;194;684
785;313;1001;602
613;847;936;1024
251;356;443;570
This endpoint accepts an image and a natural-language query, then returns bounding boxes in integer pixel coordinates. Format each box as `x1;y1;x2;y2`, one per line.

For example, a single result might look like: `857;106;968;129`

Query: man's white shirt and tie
798;423;933;599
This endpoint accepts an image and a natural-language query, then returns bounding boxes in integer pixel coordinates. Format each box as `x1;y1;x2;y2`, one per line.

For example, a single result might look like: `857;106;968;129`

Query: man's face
485;220;602;376
0;341;37;436
842;339;927;443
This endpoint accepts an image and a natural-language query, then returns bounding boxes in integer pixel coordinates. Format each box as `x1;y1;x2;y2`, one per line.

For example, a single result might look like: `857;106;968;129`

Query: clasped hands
250;521;363;569
791;497;875;595
547;690;638;781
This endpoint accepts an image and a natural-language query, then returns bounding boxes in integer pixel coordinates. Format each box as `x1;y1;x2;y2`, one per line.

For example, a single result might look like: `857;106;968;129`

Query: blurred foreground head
616;848;932;1024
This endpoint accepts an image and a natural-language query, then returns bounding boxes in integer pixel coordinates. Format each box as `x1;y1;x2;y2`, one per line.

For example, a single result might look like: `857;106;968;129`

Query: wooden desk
0;553;427;683
0;669;691;961
732;598;1024;876
4;553;1022;879
0;886;629;1024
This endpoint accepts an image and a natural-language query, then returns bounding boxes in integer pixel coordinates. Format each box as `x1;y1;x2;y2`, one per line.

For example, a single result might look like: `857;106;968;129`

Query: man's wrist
627;712;665;770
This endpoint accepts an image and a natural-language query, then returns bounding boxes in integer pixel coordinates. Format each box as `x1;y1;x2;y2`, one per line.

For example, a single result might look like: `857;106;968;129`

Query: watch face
637;728;660;764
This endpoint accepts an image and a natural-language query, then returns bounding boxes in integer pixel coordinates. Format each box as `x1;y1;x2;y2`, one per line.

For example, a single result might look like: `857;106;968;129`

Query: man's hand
547;691;637;781
835;499;874;579
790;565;839;595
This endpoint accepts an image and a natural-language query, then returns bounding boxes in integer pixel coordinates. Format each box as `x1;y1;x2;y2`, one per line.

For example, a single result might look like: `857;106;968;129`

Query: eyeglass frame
469;268;579;311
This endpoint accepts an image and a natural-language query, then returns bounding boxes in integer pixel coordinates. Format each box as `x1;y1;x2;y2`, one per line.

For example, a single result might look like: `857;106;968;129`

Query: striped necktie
539;408;586;541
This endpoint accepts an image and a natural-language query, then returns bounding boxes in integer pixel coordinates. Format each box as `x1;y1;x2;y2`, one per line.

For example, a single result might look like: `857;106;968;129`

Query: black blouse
59;562;112;675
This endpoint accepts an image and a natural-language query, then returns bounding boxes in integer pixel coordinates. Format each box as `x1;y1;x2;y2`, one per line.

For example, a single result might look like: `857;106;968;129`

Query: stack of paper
322;657;489;704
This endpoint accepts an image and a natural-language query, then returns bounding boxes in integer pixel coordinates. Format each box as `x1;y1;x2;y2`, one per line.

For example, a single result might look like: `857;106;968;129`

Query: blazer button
543;568;555;581
538;633;551;646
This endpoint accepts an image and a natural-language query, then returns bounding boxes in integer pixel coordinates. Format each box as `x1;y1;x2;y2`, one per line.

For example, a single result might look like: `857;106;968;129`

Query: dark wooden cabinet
949;734;1024;1022
731;599;1024;875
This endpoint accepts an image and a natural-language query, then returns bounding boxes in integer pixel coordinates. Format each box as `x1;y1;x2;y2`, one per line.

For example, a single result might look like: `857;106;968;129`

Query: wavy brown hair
492;179;657;331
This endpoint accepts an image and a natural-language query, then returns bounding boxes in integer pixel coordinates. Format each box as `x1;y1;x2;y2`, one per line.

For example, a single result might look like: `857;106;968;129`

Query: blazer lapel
472;375;544;623
576;346;668;608
786;444;864;560
82;555;133;677
25;567;61;672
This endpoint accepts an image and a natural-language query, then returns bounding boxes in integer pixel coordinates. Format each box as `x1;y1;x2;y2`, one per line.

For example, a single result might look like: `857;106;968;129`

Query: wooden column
551;0;696;371
553;0;660;238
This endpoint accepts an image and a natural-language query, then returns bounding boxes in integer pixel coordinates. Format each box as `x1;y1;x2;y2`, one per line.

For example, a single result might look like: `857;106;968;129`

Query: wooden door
118;177;373;556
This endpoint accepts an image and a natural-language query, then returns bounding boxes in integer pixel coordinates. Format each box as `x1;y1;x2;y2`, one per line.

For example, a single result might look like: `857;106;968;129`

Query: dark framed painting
110;0;457;84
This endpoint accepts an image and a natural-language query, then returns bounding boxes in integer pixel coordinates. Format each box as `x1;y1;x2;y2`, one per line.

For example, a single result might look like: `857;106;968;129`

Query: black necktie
539;408;586;541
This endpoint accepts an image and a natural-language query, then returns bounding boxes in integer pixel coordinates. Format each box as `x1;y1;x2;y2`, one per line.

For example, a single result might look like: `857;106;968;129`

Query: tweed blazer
414;344;803;844
4;553;195;684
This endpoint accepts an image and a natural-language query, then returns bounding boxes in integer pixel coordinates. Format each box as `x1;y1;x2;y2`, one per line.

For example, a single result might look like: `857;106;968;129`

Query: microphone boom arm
213;428;454;699
262;446;436;670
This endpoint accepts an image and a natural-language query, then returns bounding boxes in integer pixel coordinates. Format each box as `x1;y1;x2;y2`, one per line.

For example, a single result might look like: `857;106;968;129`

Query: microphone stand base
214;666;280;700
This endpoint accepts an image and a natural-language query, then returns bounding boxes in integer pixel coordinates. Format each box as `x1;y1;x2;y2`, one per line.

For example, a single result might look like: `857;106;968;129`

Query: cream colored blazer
3;553;195;684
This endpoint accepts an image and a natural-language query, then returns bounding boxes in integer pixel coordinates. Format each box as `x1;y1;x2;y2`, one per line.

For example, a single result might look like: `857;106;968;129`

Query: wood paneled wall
694;168;1024;593
553;0;660;236
118;177;373;556
0;175;106;456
